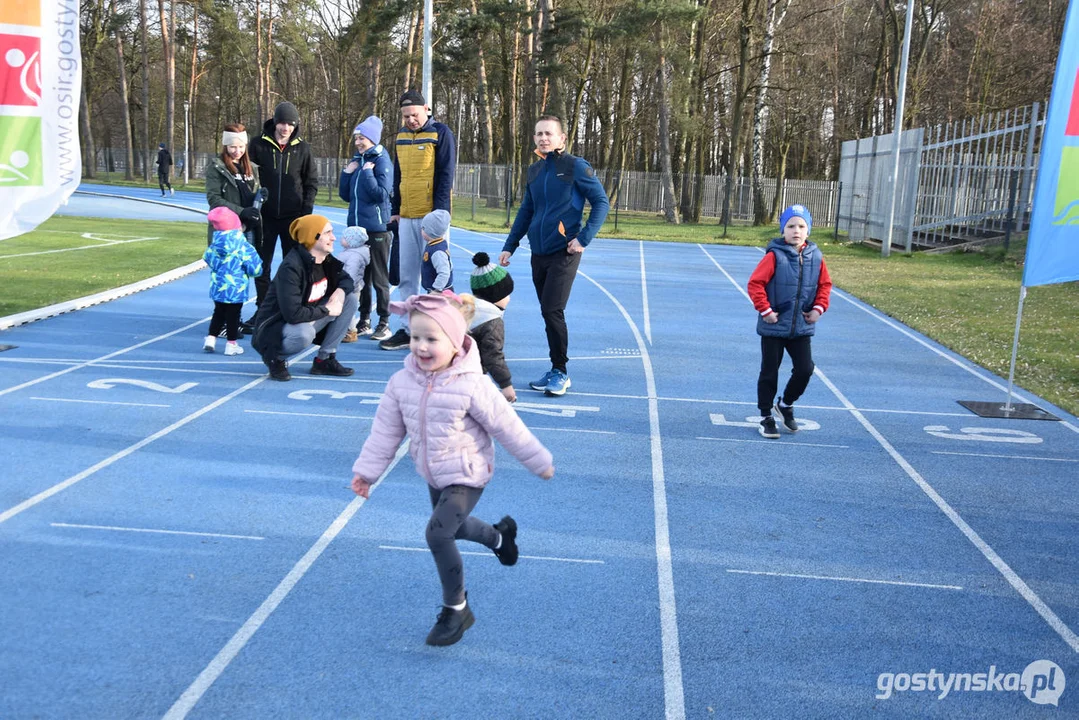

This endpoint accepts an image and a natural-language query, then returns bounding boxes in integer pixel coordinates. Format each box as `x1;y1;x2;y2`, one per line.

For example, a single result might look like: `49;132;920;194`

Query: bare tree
139;0;151;181
110;0;135;179
157;0;176;162
656;22;679;224
751;0;791;225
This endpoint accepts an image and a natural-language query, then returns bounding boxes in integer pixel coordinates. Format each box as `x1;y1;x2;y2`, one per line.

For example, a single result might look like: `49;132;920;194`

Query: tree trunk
471;0;494;164
770;133;791;222
158;0;175;164
112;1;135;180
403;8;419;90
139;0;151;181
565;36;593;154
656;23;679;224
186;4;199;179
80;82;96;178
751;0;790;225
721;0;755;226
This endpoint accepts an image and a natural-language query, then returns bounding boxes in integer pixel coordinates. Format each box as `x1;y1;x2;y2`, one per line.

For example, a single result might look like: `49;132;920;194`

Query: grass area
0;215;208;317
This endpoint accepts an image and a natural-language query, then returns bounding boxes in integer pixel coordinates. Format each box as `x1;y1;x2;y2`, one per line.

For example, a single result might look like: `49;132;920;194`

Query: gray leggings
426;485;498;606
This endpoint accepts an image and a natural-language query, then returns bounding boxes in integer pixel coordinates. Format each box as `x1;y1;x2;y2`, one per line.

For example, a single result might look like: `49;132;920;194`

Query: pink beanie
389;292;467;354
207;206;242;231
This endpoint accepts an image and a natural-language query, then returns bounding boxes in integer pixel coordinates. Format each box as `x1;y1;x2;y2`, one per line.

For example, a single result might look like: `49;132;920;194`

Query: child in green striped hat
468;252;516;402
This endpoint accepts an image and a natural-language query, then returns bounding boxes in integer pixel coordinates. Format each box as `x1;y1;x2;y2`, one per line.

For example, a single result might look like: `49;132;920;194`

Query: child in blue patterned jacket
203;207;262;355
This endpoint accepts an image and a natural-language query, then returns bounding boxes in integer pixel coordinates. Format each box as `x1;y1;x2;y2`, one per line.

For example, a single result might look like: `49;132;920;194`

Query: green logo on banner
1054;146;1079;225
0;115;44;187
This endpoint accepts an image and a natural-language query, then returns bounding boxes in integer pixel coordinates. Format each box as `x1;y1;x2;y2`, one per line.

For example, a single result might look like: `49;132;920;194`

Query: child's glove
239;207;261;226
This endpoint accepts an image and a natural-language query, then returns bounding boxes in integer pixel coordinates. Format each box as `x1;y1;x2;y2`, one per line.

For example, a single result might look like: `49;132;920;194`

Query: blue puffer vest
757;238;822;338
421;236;454;292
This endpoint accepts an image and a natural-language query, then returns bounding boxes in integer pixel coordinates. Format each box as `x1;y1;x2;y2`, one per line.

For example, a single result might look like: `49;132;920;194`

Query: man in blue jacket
499;115;609;397
339;115;394;341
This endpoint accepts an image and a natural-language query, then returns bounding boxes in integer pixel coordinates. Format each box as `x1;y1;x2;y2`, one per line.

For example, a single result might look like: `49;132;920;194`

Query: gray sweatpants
278;292;358;360
426;484;497;606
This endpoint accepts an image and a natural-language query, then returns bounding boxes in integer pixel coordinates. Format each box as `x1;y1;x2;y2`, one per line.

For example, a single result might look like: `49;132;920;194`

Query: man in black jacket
155;143;173;196
252;214;357;381
246;101;319;331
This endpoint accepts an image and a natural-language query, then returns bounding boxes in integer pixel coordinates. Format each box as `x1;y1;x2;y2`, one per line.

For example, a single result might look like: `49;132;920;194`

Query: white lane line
531;426;616;435
726;569;963;591
696;436;850;449
641;241;653;345
162;442;410;720
1064;421;1079;435
932;451;1079;463
50;523;265;540
244;409;375;421
705;245;1079;654
378;545;606;564
0;316;211;396
30;396;171;408
0;235;163;259
577;268;686;720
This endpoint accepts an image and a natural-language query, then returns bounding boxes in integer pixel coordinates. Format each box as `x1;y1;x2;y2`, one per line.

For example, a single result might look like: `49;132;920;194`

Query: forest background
79;0;1068;224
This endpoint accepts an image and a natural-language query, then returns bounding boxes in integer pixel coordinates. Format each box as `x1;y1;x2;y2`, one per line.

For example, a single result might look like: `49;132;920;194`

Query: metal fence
837;102;1044;250
89;150;840;226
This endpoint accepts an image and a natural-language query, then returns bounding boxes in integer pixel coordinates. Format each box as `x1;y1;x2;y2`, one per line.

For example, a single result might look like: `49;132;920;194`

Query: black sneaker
378;328;411;351
239;319;256;335
492;516;518;566
267;359;291;381
356;320;373;336
217;326;244;339
425;597;475;647
310;354;354;376
774;401;798;433
370;322;392;341
758;415;780;439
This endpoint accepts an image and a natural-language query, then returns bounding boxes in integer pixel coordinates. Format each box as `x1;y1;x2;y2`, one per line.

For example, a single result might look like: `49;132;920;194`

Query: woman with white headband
206;123;262;334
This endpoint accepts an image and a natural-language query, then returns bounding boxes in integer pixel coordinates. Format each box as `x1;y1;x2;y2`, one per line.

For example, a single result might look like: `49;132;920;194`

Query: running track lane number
924;425;1043;444
288;389;601;418
87;378;198;393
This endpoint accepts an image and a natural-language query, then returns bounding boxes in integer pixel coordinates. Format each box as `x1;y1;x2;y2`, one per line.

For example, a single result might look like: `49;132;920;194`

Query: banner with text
1023;0;1079;286
0;0;80;241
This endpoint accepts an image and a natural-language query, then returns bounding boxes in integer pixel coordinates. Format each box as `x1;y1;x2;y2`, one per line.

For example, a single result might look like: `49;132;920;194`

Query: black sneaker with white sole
758;415;780;439
774;401;798;432
378;328;411;350
492;516;518;566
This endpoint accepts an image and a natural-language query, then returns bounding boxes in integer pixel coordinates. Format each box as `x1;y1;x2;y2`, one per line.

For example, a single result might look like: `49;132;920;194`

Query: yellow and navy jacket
502;149;610;256
392;117;456;219
249;119;318;220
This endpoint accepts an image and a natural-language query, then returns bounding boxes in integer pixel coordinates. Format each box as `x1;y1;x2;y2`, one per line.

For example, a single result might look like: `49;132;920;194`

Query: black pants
359;231;392;324
757;335;815;413
208;302;242;341
254;214;301;309
531;250;582;373
426;485;497;607
157;171;171;193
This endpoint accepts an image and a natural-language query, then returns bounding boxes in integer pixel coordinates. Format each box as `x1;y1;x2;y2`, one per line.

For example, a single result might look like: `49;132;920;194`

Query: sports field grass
0;215;208;317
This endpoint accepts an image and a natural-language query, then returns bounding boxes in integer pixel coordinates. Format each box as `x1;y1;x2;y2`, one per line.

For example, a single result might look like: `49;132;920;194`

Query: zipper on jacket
418;378;434;482
790;248;806;338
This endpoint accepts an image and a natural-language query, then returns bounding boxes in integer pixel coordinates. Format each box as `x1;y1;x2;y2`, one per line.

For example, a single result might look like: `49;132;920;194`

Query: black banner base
957;400;1059;421
0;345;16;352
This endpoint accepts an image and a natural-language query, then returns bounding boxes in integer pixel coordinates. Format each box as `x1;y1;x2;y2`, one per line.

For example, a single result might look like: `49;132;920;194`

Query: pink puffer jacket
352;336;553;489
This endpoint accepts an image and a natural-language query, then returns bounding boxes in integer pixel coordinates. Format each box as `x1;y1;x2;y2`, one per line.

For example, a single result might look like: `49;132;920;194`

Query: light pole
183;100;190;185
882;0;914;257
422;0;432;105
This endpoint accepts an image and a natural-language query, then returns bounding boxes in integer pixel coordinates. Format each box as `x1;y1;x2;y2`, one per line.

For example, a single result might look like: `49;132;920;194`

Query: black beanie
470;253;514;304
273;101;300;125
399;90;426;108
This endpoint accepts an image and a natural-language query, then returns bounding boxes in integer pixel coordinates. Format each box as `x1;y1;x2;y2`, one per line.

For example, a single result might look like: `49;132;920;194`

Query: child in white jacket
338;226;370;343
351;292;554;647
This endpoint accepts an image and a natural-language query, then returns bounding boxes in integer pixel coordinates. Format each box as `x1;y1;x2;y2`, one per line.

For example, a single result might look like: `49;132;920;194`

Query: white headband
221;131;248;147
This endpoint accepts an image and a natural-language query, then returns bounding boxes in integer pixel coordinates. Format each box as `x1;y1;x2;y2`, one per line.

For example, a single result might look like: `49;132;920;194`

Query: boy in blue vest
747;204;833;438
420;209;453;293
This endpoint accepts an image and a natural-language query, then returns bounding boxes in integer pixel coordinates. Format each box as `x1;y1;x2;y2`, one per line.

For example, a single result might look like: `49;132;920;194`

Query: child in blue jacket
203;207;263;355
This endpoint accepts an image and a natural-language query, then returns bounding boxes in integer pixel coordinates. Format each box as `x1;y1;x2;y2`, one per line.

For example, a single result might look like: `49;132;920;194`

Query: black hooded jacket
248;119;318;220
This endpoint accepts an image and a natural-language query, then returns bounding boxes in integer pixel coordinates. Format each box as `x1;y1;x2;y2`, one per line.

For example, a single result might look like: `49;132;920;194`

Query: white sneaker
170;188;175;196
224;342;244;356
203;335;216;353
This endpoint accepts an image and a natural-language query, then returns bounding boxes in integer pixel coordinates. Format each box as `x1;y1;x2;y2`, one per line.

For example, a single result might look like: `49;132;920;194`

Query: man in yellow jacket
380;90;457;350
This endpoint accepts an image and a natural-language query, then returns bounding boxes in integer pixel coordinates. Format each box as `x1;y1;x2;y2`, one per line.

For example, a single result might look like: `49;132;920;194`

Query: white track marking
244;410;375;421
577;268;686;720
378;545;606;564
0;374;270;525
0;316;211;396
727;569;963;591
162;443;410;720
530;426;616;435
50;523;265;541
30;396;171;408
641;241;653;345
695;436;850;449
704;245;1079;654
932;451;1079;463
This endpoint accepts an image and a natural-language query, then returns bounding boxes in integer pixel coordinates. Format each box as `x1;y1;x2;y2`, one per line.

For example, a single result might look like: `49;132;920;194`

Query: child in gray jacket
339;226;370;343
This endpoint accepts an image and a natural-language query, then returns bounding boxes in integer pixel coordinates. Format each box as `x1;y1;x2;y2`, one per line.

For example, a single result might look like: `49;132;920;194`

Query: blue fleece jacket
338;144;393;232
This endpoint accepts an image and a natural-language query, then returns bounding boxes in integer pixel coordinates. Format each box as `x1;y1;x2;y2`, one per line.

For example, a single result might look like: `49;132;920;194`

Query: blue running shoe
544;369;571;396
529;369;555;391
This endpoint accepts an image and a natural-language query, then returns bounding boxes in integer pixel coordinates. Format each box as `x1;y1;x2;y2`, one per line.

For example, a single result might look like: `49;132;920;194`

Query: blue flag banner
1024;0;1079;287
